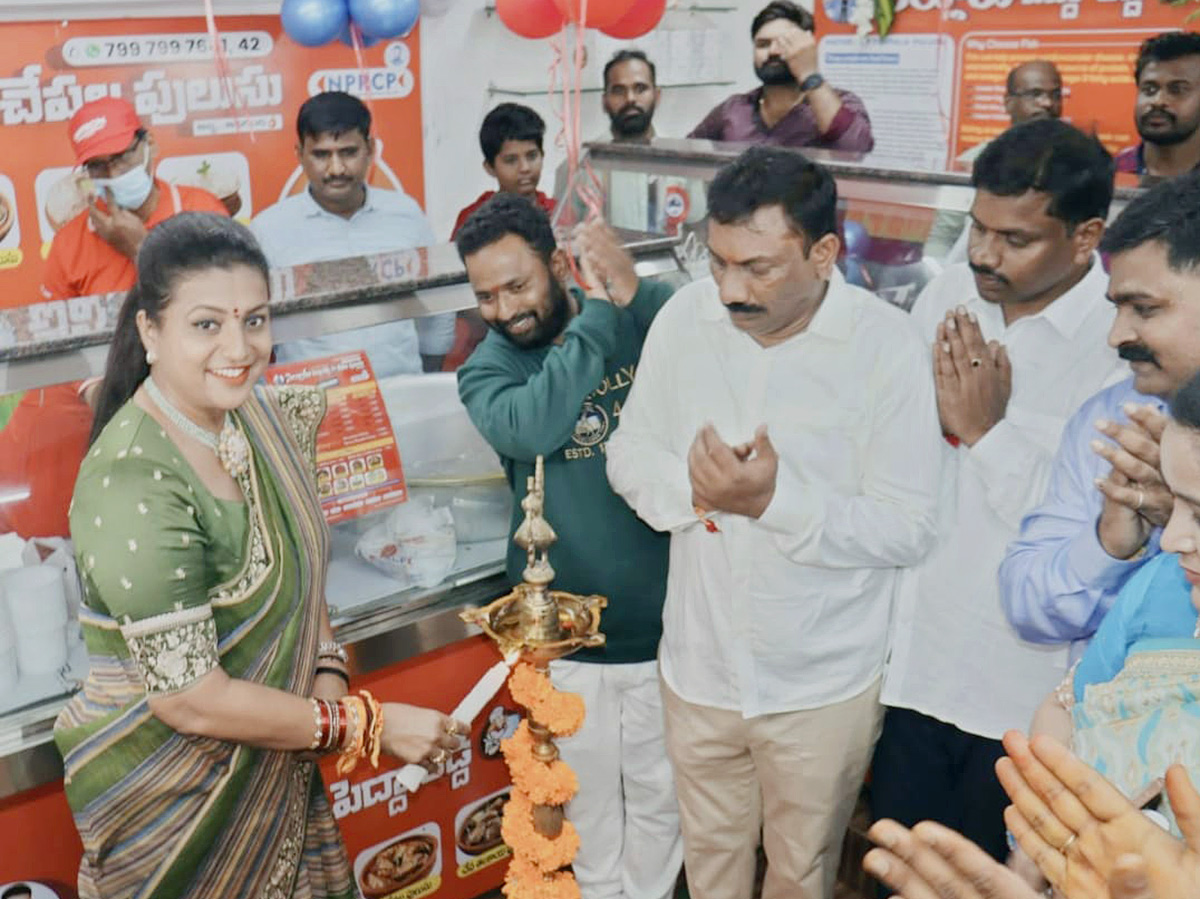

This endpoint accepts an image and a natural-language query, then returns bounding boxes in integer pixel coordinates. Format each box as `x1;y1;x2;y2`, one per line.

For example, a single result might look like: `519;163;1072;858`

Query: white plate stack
2;564;68;678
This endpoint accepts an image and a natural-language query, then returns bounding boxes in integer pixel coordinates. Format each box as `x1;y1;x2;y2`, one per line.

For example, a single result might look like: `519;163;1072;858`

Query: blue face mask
93;146;154;210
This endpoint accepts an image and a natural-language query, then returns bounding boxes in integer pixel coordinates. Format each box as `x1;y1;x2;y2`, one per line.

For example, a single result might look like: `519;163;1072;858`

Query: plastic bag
355;496;457;588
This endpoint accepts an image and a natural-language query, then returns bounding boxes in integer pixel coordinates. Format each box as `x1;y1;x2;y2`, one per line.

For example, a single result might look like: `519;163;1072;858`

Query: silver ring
970;357;983;368
1060;832;1078;854
1136;489;1145;511
431;748;448;766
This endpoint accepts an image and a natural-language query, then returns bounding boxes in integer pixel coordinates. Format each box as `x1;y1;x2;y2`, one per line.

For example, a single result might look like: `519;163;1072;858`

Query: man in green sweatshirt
455;193;682;899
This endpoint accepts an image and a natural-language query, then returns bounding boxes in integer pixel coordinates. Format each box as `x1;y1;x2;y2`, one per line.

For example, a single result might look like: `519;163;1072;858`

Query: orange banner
0;15;425;309
814;0;1192;167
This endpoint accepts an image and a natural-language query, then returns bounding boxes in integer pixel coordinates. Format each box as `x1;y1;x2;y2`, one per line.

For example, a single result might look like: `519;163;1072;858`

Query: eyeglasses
83;135;145;179
1007;88;1063;103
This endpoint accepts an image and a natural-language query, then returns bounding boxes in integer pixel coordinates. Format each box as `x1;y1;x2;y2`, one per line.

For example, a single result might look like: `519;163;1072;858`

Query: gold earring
146;350;158;365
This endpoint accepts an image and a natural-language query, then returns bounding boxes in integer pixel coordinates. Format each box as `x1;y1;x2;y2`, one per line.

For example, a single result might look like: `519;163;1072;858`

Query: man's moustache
725;303;766;314
1118;343;1159;365
969;263;1010;286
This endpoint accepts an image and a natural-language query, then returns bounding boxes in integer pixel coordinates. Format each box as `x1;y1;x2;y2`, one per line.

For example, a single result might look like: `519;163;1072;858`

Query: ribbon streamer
202;0;256;141
547;6;607;291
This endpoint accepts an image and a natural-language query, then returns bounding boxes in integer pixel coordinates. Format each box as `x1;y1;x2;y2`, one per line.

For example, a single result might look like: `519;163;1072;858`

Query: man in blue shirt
1000;171;1200;652
251;91;454;376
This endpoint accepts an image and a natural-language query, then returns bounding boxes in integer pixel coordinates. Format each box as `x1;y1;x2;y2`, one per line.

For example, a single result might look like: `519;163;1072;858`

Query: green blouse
70;401;251;693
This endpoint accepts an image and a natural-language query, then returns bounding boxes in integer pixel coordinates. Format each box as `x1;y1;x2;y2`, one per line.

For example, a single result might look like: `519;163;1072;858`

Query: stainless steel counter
0;572;510;800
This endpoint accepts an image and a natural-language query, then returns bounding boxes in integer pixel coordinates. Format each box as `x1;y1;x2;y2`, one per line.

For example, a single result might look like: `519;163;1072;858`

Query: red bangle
334;699;349;750
316;696;331;748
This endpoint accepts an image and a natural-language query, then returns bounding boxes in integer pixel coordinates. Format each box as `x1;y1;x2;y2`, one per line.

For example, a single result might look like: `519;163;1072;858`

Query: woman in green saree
54;213;465;899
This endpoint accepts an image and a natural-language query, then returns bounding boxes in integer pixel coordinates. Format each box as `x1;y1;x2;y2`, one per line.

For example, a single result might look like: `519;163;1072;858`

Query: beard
491;276;572;349
755;58;796;86
611;104;654;138
1137;108;1200;146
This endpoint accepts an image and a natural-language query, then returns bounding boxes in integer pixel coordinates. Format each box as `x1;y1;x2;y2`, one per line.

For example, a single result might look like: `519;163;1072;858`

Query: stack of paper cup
2;564;68;678
0;580;17;690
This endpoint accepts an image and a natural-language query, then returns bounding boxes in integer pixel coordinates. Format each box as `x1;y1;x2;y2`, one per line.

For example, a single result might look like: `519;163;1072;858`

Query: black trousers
869;706;1010;863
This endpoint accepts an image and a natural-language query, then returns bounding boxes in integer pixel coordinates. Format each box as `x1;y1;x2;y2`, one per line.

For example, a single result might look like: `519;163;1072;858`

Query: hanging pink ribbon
546;0;606;290
203;0;256;141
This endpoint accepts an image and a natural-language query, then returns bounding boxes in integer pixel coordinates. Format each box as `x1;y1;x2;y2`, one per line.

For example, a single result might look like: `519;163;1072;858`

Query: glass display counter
570;137;1140;311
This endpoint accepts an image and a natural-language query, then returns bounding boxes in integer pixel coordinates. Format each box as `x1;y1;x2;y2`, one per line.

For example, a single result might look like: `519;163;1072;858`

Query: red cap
68;97;142;165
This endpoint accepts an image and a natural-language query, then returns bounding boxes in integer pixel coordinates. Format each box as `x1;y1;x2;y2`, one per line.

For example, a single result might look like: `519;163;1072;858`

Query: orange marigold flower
501;791;580;871
503;858;582;899
501;721;579;806
509;663;586;736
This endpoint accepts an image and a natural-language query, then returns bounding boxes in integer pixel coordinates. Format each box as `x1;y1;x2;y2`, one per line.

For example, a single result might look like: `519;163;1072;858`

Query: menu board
814;0;1193;168
267;351;407;525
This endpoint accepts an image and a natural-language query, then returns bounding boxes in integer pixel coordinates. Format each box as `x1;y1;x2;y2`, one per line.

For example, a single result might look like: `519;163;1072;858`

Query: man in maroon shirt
1114;31;1200;183
688;0;873;152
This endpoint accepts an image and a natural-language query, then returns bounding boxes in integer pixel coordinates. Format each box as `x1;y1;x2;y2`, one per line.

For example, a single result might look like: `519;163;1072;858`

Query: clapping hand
997;731;1200;899
574;218;638;307
864;817;1162;899
1093;403;1171;559
688;423;778;520
933;307;1011;447
865;818;1044;899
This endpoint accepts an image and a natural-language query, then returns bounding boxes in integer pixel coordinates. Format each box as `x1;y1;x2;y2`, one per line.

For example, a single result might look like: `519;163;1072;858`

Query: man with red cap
40;97;227;302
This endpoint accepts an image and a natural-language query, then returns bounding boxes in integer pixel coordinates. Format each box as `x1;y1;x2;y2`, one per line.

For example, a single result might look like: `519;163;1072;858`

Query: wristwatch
800;72;825;94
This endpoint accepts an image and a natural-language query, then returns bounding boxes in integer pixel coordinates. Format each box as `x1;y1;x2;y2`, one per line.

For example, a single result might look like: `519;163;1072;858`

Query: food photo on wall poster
453;787;511;879
354;820;442;899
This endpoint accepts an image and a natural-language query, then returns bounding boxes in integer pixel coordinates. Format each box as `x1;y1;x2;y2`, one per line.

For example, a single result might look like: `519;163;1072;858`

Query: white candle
395;657;515;793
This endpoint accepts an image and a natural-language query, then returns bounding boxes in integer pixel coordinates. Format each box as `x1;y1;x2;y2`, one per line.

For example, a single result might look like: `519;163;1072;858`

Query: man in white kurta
874;118;1124;861
606;146;941;899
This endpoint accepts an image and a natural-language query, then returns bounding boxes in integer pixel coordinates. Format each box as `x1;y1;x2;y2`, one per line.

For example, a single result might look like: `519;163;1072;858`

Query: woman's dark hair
706;145;837;249
751;0;814;38
455;193;557;266
1171;369;1200;431
89;212;270;444
478;103;545;165
972;119;1114;230
1099;169;1200;272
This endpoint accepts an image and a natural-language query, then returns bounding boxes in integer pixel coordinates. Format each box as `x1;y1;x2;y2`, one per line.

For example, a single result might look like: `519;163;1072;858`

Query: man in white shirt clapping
873;119;1123;862
606;146;941;899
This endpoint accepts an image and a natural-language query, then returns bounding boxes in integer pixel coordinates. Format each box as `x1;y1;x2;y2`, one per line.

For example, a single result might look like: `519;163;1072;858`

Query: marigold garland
509;663;586;736
502;858;582;899
501;791;580;870
501;721;579;806
501;661;589;897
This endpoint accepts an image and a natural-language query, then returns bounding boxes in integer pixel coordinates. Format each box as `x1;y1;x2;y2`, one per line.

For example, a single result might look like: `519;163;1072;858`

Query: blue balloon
338;21;382;47
349;0;420;39
282;0;349;47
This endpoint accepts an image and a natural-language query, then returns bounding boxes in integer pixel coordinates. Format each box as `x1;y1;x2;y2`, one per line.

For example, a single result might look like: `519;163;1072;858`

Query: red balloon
552;0;633;28
497;0;566;38
600;0;665;37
